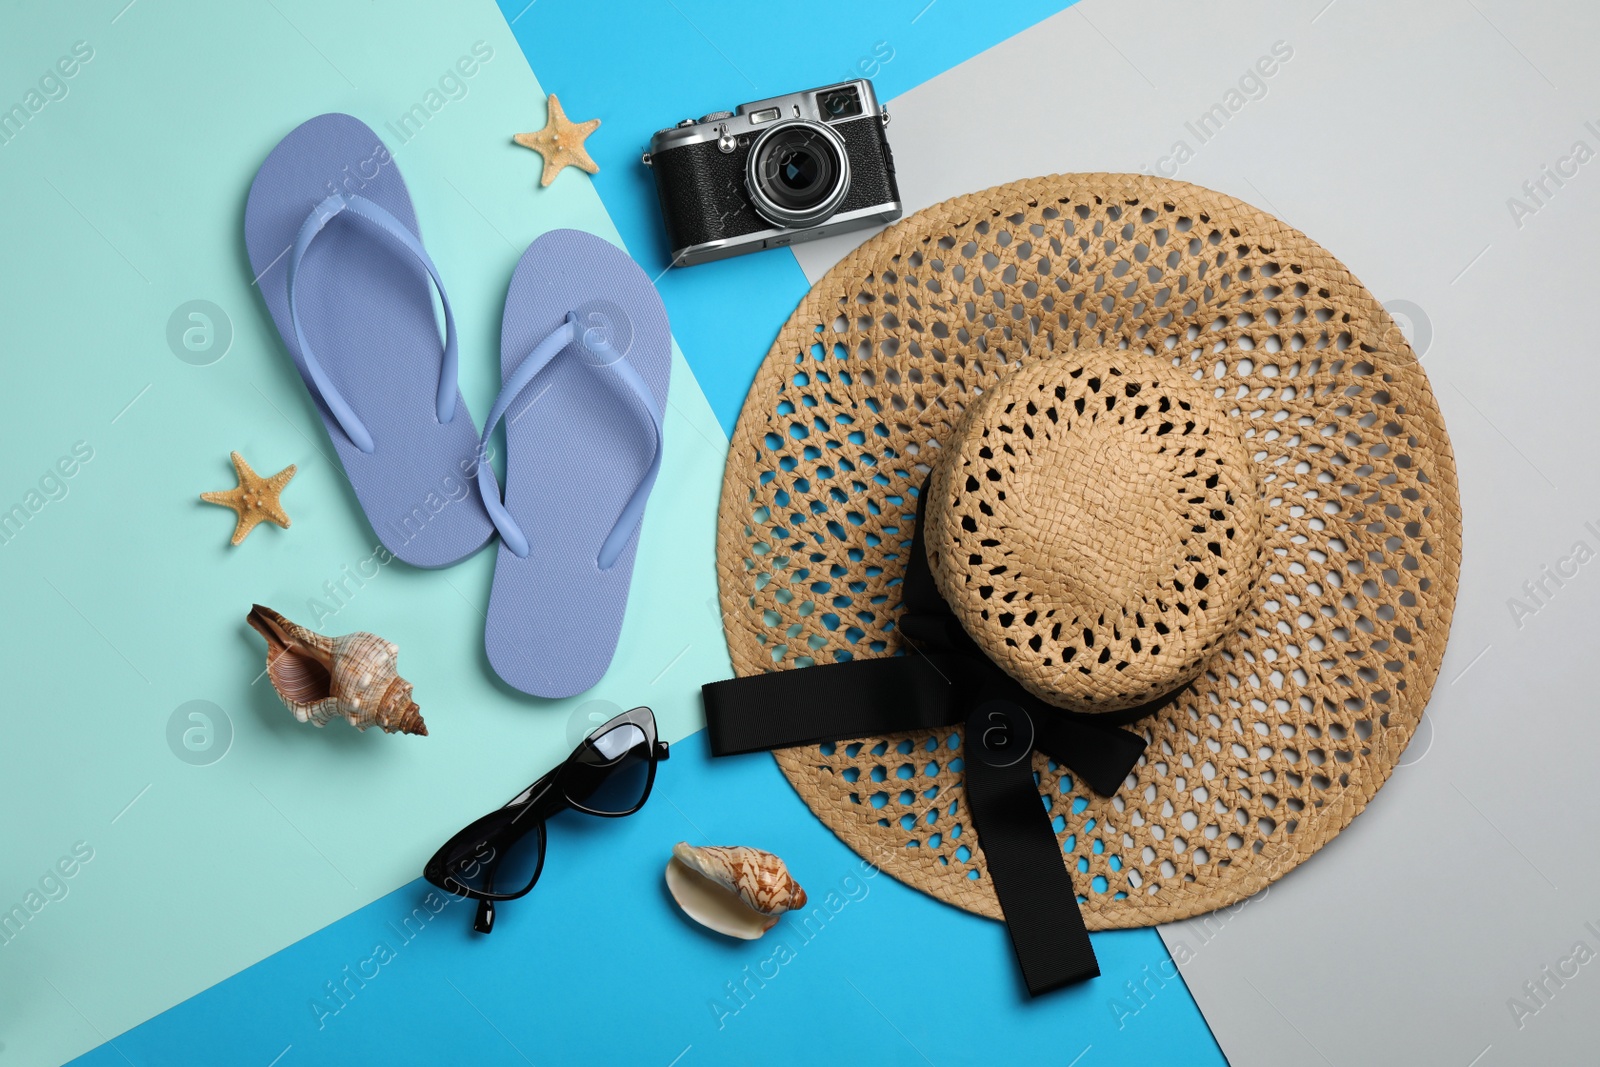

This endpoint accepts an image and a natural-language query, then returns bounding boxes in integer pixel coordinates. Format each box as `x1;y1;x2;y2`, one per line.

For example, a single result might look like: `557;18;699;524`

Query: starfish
513;94;600;187
200;451;296;546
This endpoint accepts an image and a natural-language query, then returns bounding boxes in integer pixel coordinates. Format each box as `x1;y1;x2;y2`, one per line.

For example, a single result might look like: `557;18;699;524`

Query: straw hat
714;174;1460;927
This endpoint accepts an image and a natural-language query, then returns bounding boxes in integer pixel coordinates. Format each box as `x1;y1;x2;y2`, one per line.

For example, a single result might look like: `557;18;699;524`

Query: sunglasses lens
491;818;546;895
561;722;654;815
433;809;545;897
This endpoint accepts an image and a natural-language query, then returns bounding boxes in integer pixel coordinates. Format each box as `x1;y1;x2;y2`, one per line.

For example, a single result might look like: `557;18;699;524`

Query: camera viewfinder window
820;87;863;121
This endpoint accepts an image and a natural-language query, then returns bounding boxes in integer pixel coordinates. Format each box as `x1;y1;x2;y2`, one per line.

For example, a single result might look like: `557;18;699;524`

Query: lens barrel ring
744;119;852;228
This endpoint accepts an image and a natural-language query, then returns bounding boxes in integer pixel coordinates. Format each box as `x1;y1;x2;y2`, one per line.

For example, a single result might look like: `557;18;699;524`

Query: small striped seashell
665;843;807;939
245;605;427;736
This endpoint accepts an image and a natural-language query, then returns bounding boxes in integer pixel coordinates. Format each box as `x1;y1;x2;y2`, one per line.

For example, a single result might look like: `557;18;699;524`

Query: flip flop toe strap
285;192;461;454
476;311;664;565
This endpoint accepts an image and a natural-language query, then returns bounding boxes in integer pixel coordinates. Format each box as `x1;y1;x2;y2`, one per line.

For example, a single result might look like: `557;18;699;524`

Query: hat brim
716;174;1461;928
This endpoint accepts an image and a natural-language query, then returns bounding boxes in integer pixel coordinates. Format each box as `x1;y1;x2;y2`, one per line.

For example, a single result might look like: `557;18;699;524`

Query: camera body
643;80;901;266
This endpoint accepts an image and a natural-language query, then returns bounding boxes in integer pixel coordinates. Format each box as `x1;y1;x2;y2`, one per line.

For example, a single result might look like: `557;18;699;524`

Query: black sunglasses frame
422;705;668;932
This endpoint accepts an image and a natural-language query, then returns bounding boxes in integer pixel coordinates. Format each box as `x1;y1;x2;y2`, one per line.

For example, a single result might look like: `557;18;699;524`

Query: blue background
75;734;1219;1067
509;0;1078;434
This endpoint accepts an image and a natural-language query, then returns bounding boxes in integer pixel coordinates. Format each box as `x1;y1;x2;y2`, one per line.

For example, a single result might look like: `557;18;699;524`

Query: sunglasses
423;705;668;933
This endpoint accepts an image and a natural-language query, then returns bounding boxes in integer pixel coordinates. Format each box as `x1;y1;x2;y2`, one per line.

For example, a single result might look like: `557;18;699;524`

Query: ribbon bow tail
1033;714;1149;797
960;699;1148;996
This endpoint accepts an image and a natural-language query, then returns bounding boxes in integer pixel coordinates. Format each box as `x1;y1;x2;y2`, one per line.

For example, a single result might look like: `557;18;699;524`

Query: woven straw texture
715;174;1461;927
923;350;1270;714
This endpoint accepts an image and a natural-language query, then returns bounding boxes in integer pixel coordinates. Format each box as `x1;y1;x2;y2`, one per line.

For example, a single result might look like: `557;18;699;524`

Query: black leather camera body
643;80;901;266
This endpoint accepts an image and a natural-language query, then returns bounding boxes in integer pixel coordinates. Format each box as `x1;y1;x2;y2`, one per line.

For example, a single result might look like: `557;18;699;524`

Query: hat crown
925;350;1266;713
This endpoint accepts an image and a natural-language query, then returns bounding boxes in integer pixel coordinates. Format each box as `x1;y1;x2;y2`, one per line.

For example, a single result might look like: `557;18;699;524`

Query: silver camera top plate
646;80;886;157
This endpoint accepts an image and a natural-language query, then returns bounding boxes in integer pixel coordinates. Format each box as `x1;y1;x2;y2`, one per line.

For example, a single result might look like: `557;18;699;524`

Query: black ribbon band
964;699;1100;993
702;652;1150;794
704;654;956;755
701;486;1160;996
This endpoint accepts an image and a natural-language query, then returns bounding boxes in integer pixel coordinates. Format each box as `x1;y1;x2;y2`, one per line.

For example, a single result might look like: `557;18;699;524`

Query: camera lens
772;142;829;199
746;121;851;229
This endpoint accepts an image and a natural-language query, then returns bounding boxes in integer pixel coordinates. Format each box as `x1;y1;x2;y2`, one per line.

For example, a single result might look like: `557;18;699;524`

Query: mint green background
0;2;728;1064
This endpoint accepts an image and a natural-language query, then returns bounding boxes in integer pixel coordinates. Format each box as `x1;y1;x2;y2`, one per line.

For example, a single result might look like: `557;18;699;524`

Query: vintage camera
643;80;901;266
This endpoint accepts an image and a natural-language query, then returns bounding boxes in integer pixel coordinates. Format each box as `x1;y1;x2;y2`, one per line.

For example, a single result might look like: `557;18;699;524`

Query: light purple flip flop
245;114;494;568
474;230;671;697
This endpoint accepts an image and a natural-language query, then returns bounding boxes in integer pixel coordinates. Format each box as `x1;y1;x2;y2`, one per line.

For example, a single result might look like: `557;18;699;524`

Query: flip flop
475;230;671;697
244;113;494;568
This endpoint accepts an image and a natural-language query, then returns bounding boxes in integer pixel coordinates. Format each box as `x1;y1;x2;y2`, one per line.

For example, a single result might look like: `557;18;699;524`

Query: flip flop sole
244;113;493;568
486;230;671;697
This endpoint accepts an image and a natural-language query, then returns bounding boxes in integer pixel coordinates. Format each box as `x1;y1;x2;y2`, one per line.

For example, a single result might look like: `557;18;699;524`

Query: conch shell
665;843;807;939
246;605;426;736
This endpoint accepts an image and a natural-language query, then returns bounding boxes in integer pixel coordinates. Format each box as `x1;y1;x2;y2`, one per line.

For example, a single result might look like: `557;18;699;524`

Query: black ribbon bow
702;488;1159;996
